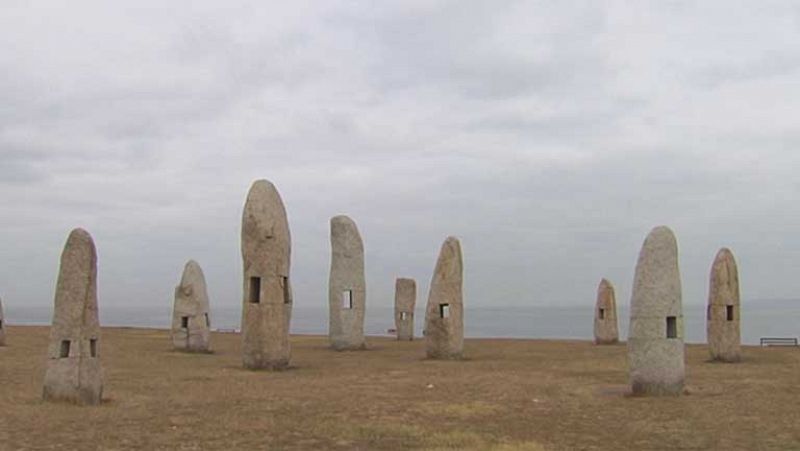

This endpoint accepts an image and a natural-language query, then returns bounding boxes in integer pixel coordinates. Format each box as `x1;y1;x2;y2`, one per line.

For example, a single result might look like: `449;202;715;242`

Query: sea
7;299;800;345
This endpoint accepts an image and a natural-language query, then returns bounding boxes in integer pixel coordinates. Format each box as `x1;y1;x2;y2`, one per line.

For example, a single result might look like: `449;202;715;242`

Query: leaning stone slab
0;295;6;346
425;237;464;359
328;215;366;350
593;278;619;345
241;180;293;370
628;226;685;396
42;228;103;405
394;278;416;341
172;260;211;353
707;248;741;362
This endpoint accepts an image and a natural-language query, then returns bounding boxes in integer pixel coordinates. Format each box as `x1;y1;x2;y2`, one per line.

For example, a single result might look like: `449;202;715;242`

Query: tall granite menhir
328;215;366;350
172;260;211;353
241;180;293;370
425;237;464;359
593;278;619;344
0;295;6;346
42;228;104;405
394;278;416;341
628;226;685;396
707;248;741;362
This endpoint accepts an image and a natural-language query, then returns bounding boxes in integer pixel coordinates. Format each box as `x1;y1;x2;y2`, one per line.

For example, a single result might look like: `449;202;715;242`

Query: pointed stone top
66;227;94;247
434;236;462;281
599;278;613;288
645;225;676;245
715;247;735;261
180;260;205;286
330;215;363;250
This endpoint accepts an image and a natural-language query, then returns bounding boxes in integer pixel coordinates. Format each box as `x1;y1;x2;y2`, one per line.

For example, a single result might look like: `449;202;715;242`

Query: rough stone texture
42;228;104;405
593;278;619;345
425;237;464;359
707;248;741;362
0;296;5;346
172;260;212;353
241;180;293;370
628;226;685;396
394;278;416;341
328;215;366;350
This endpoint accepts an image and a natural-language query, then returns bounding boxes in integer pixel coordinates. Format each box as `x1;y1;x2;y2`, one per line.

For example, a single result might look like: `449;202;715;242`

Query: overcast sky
1;1;799;314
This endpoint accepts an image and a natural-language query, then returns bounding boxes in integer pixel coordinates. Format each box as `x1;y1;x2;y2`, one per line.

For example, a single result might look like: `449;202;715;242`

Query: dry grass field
1;326;799;450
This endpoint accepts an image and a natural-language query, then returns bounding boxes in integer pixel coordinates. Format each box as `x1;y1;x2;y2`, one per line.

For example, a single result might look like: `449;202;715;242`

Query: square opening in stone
59;340;70;358
249;277;261;303
666;316;677;338
599;308;605;320
439;303;450;319
282;276;291;304
90;338;97;357
726;305;734;321
400;312;409;321
181;316;189;328
342;290;353;309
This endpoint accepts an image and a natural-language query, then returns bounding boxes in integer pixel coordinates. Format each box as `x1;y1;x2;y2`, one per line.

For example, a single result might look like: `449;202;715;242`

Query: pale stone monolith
394;278;416;341
42;228;103;405
241;180;293;370
628;226;685;396
707;248;741;362
593;278;619;345
172;260;211;353
328;215;366;350
425;237;464;359
0;296;6;346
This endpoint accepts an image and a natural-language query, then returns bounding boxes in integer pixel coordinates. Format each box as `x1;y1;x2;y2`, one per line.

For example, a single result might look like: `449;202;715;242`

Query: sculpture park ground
2;326;799;450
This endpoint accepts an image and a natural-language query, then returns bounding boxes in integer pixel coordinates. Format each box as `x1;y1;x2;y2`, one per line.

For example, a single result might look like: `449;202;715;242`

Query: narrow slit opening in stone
282;276;291;304
439;304;450;319
599;308;605;320
90;338;97;357
249;277;261;303
666;316;677;338
726;305;734;321
181;316;189;328
342;290;353;309
205;313;210;327
59;340;70;358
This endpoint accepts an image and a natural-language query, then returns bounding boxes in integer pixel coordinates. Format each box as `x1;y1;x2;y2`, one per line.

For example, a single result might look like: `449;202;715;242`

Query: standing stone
425;237;464;359
172;260;212;353
328;215;366;350
42;228;103;405
628;226;685;396
707;248;741;362
0;296;6;346
241;180;293;370
593;278;619;345
394;278;416;341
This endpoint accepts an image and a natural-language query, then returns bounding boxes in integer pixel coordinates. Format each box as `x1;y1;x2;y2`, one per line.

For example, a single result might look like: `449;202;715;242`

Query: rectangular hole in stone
599;308;605;320
707;305;712;321
205;313;210;327
249;277;261;303
0;319;3;329
342;290;353;309
666;316;677;338
400;312;409;321
439;303;450;319
726;305;734;321
59;340;70;358
90;338;97;357
283;276;291;304
181;316;189;328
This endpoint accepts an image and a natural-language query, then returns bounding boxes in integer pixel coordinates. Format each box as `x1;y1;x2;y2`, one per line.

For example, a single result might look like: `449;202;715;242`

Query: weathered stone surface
707;248;741;362
394;278;416;341
172;260;211;353
241;180;293;370
628;226;685;396
593;278;619;345
0;295;6;346
425;237;464;359
328;215;366;350
42;228;103;405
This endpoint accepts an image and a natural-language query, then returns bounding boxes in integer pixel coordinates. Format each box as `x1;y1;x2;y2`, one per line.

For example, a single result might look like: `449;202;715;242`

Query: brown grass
1;326;799;450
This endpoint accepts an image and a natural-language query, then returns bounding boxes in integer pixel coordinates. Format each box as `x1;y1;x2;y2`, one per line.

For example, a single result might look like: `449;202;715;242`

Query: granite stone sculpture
172;260;211;353
424;237;464;359
42;228;104;405
593;278;619;345
328;215;366;350
707;248;741;362
628;226;685;396
241;180;293;370
394;278;416;341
